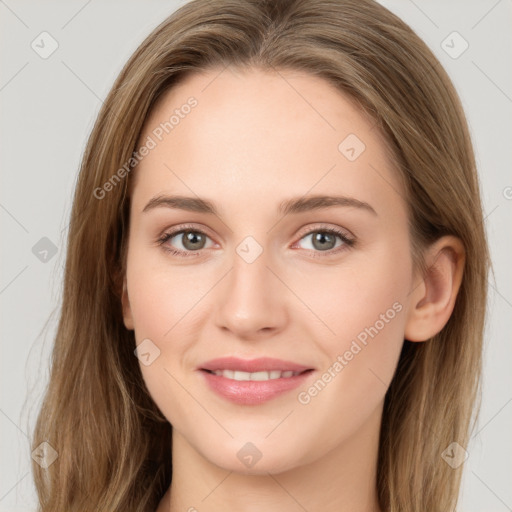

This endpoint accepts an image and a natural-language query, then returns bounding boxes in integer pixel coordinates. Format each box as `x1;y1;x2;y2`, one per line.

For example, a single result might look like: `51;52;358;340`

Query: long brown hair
30;0;490;510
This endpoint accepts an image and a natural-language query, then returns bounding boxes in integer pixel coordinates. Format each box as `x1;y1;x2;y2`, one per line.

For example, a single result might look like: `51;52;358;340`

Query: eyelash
156;223;355;259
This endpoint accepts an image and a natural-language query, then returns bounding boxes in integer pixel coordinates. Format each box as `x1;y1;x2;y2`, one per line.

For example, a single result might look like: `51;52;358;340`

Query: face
122;66;417;474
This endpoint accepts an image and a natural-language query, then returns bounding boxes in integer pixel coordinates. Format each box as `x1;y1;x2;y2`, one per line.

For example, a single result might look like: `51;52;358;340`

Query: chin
202;441;304;476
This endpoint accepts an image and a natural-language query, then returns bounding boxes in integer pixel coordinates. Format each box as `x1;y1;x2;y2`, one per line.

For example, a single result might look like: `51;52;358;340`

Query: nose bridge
214;237;286;336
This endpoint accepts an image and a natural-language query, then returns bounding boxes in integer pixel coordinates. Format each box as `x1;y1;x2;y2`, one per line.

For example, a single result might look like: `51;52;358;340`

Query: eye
157;224;355;258
293;227;355;257
157;225;215;257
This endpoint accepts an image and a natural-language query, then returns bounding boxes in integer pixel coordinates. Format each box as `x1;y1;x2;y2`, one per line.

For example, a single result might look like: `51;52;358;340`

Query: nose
214;246;288;340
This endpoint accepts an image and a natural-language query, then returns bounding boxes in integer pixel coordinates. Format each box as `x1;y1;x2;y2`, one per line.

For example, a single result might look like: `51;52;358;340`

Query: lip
198;357;315;405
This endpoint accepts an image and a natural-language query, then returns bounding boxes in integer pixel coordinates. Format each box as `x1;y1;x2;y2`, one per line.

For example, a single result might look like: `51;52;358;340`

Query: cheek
125;250;212;403
126;251;203;341
290;285;407;458
296;243;410;408
299;241;411;345
126;260;196;424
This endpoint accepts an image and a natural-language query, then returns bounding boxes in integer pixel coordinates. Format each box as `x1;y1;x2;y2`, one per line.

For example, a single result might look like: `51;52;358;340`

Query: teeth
211;369;301;380
234;371;251;381
251;371;270;381
223;369;235;379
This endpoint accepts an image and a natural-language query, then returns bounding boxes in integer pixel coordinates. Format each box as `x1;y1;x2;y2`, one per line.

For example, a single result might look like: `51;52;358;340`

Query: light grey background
1;1;511;510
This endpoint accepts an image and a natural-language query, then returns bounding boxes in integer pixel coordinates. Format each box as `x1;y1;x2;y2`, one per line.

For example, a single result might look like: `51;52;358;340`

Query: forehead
130;67;406;219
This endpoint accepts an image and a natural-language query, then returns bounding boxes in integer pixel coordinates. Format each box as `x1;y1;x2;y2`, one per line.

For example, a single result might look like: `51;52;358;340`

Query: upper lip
199;357;313;373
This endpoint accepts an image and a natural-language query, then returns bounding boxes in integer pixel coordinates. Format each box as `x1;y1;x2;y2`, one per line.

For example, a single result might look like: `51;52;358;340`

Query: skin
121;66;465;512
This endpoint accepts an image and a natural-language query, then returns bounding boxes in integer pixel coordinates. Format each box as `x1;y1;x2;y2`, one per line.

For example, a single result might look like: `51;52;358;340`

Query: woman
31;0;490;510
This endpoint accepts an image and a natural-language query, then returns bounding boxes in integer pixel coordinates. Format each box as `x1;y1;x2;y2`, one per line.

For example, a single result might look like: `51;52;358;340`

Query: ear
404;236;465;342
121;276;135;331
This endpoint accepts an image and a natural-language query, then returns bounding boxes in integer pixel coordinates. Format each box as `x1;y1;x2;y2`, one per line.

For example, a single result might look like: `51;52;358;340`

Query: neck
157;403;383;512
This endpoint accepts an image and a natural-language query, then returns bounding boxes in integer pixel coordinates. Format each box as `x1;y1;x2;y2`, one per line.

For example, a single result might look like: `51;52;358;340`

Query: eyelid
294;222;354;242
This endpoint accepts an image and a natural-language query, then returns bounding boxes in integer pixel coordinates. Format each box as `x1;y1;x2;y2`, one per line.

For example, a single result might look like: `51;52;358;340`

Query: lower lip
199;370;314;405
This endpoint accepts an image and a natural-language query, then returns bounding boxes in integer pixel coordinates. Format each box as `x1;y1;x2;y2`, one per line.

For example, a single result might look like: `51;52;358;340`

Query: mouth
201;368;313;380
197;357;315;405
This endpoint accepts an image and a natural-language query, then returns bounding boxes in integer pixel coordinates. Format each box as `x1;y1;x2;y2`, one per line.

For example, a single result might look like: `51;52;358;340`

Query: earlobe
121;277;135;331
404;236;465;342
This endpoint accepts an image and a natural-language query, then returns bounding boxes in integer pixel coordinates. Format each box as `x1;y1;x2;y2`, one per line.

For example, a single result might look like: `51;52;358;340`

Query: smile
205;369;304;380
198;360;314;405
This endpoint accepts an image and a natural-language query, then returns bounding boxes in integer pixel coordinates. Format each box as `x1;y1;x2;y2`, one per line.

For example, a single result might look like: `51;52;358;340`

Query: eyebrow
142;194;377;216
